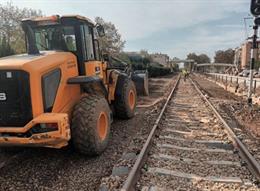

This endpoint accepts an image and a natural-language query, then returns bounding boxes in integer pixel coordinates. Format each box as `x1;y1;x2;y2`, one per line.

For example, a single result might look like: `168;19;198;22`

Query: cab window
94;40;100;60
34;25;76;52
80;24;95;61
64;26;77;51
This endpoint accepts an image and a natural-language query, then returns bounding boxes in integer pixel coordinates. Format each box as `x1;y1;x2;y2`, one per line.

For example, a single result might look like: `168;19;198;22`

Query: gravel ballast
137;78;259;190
0;74;177;191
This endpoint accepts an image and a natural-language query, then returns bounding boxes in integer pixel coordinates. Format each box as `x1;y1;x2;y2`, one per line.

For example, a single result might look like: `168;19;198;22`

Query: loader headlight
42;69;61;112
40;123;58;130
30;123;59;134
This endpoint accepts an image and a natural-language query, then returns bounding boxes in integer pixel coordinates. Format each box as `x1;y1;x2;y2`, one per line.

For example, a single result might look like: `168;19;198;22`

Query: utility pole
247;25;258;106
248;0;260;106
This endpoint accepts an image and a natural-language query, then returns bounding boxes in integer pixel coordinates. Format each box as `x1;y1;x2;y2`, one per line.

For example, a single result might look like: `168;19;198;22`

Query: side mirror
96;25;105;37
251;0;260;16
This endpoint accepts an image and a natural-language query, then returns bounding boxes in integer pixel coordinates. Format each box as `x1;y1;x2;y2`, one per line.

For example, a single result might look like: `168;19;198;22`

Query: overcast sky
0;0;253;59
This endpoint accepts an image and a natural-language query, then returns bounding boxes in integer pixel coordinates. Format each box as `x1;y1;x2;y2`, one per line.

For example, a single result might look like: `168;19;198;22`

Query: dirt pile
237;82;248;93
230;103;260;137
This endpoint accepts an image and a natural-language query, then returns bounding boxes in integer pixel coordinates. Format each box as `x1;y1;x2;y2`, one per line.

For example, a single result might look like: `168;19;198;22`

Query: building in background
241;41;252;69
234;46;242;70
236;40;260;71
150;53;170;67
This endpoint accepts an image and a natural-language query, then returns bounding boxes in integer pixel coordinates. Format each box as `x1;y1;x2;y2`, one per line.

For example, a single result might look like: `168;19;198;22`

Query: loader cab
22;15;103;76
60;15;103;76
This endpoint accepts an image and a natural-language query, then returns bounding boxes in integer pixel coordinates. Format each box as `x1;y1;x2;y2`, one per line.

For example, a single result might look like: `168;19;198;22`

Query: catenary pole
248;24;258;106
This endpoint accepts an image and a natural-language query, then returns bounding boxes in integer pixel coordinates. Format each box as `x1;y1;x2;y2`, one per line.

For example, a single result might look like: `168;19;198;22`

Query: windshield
33;25;77;52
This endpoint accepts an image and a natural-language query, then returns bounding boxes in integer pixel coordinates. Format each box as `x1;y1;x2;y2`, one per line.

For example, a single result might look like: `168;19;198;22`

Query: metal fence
205;73;260;93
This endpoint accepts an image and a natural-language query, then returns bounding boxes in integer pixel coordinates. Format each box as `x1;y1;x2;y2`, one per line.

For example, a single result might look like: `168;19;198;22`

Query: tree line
186;49;235;64
0;2;125;58
0;2;43;56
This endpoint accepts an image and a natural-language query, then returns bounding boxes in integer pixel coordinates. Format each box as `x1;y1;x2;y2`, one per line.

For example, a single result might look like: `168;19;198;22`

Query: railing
205;73;260;93
196;63;235;67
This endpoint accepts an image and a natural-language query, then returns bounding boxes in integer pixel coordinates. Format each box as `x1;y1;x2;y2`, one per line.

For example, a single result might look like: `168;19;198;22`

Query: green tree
117;52;131;63
214;49;235;64
0;2;42;55
186;53;211;64
0;35;15;57
255;61;260;70
95;17;125;56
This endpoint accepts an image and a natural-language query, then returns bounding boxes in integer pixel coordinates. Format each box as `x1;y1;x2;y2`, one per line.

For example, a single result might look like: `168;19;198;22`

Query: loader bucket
132;70;149;96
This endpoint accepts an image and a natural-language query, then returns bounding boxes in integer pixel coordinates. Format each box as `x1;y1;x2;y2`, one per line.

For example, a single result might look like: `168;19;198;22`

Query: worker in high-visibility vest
182;69;187;81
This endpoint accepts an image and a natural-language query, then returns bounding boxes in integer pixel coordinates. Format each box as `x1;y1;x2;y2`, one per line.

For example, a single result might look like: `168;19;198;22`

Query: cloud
1;0;251;58
4;0;249;41
164;26;245;59
96;0;248;40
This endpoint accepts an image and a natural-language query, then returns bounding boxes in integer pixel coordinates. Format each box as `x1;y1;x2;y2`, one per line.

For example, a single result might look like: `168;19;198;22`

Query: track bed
130;79;259;191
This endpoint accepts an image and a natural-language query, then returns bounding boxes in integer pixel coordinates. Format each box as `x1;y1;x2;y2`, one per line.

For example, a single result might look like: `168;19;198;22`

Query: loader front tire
71;95;111;156
114;77;137;119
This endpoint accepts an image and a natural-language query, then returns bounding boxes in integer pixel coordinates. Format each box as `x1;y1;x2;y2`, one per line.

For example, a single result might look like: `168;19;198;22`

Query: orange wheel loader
0;15;139;156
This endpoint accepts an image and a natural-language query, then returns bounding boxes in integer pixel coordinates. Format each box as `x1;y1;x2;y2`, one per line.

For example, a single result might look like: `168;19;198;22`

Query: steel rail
121;75;181;191
190;77;260;182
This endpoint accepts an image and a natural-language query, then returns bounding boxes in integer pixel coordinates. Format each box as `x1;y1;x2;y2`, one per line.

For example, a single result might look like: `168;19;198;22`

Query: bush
131;62;171;77
132;62;146;70
0;36;15;58
148;65;171;77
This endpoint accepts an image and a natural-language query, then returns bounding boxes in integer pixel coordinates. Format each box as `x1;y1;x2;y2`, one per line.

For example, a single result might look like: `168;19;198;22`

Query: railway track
121;76;260;191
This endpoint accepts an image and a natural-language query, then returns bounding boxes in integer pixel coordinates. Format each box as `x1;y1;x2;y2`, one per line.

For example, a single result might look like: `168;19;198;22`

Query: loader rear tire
71;95;111;156
114;77;137;119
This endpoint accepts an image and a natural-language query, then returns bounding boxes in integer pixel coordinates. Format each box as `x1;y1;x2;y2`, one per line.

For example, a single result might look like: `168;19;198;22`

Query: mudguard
132;70;149;96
